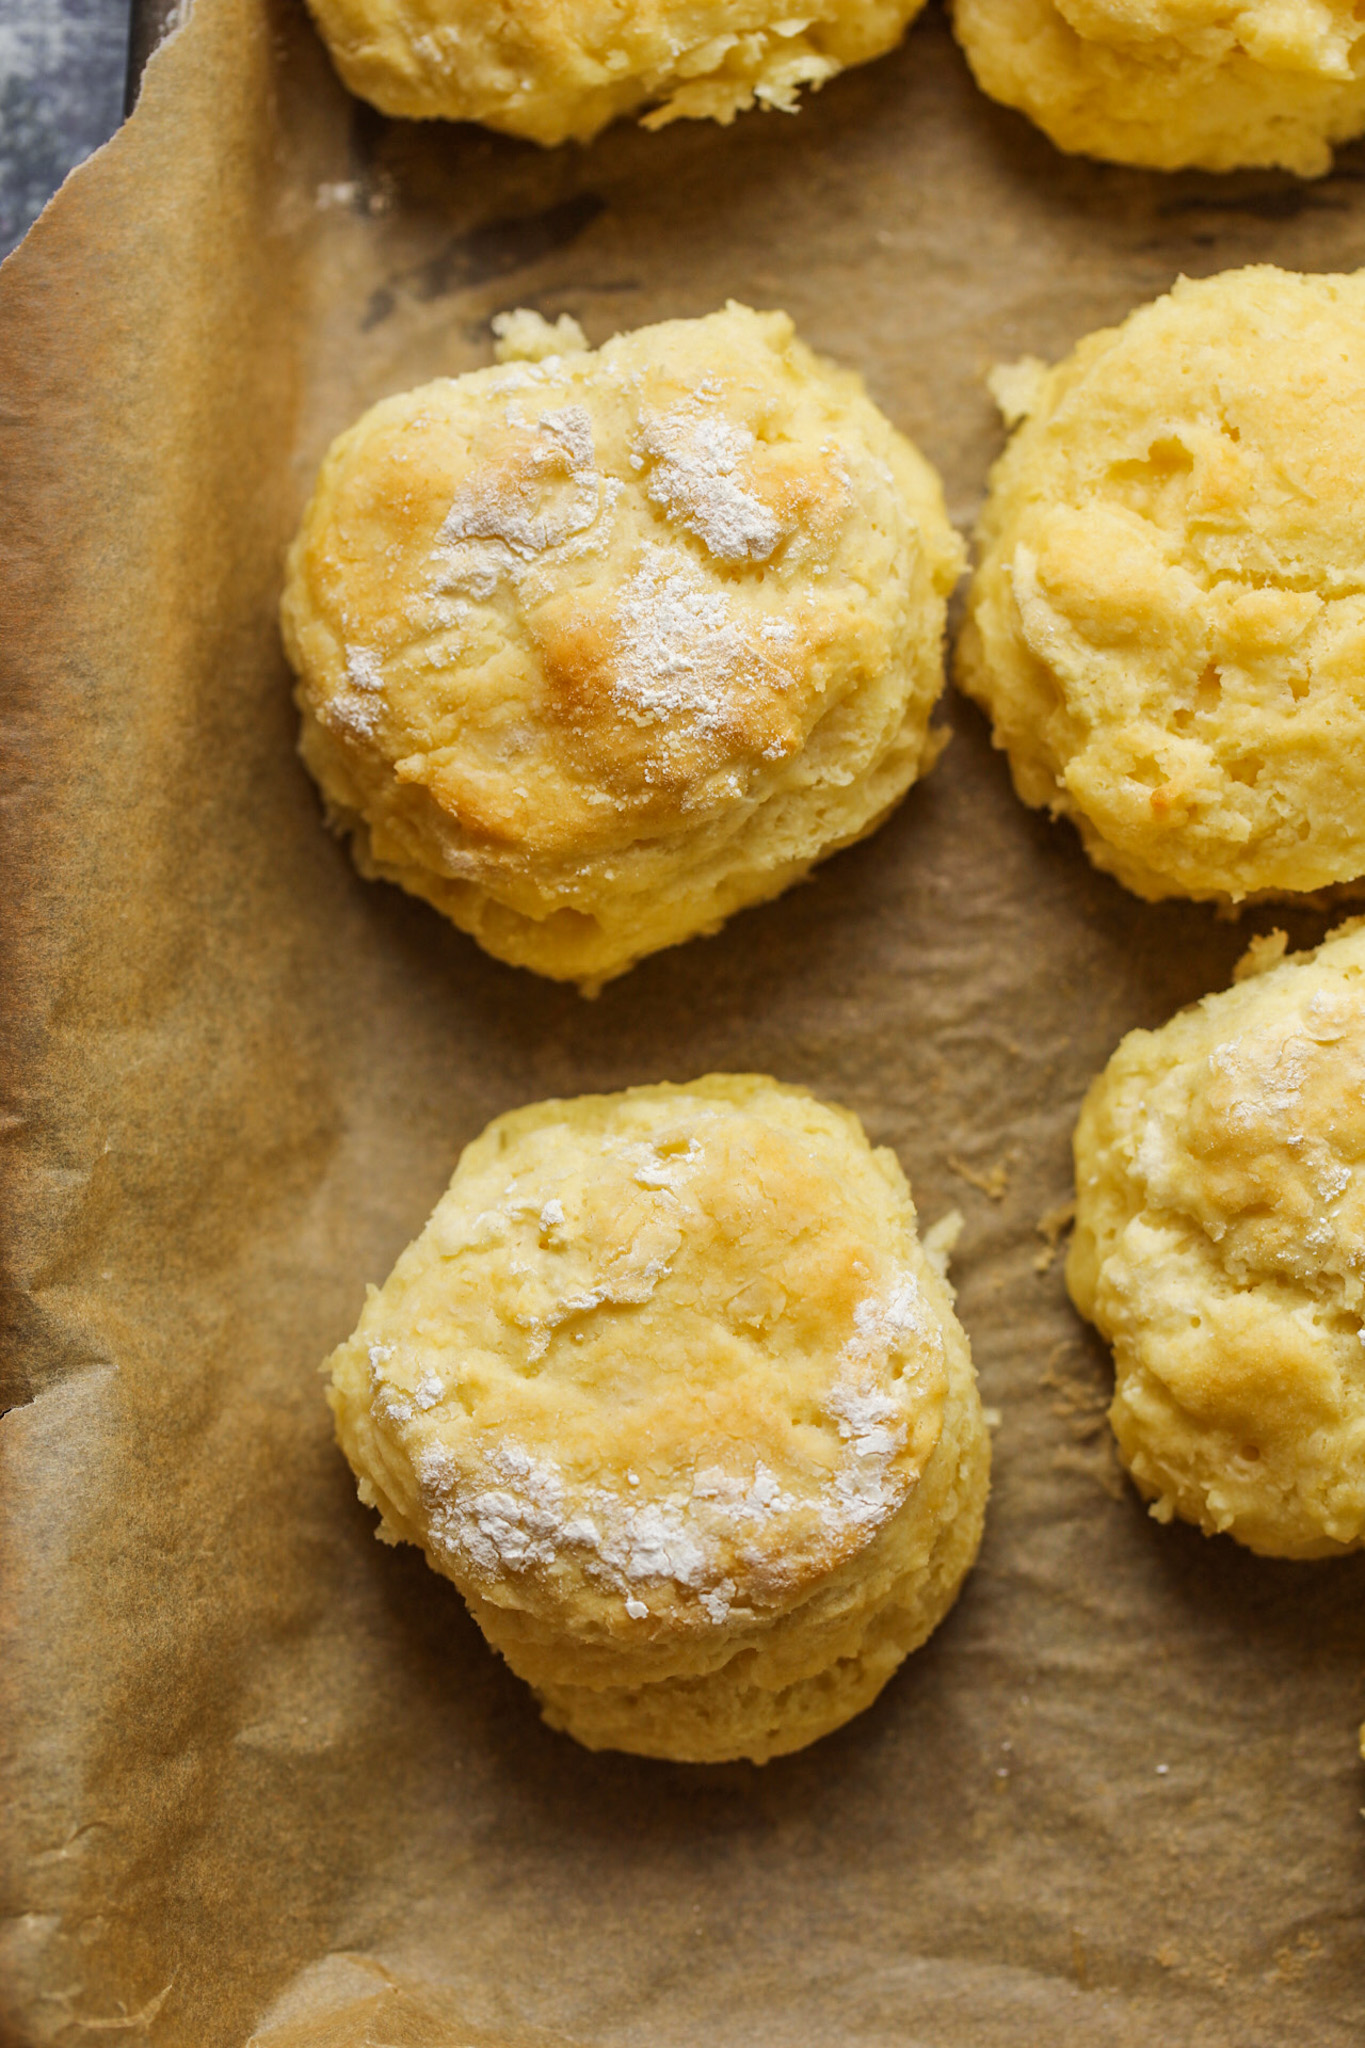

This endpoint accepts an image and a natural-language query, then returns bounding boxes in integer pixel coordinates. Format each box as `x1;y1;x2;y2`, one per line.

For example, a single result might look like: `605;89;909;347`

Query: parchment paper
2;4;1364;2042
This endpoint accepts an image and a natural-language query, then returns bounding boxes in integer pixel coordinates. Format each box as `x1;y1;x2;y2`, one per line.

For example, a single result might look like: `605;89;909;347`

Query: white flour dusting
325;644;387;738
414;1368;444;1411
368;1343;413;1427
409;388;806;773
636;400;782;563
391;1226;932;1619
374;1124;936;1621
818;1272;940;1540
610;545;761;735
429;403;618;599
1136;996;1365;1253
346;646;385;692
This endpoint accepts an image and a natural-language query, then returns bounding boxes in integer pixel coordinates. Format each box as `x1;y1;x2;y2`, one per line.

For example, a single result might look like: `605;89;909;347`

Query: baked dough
283;303;963;991
327;1076;990;1762
1069;920;1365;1558
952;0;1365;175
303;0;930;143
958;266;1365;906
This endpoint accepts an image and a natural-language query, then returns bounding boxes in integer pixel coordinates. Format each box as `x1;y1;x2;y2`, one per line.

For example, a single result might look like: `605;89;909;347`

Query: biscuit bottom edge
533;1425;990;1765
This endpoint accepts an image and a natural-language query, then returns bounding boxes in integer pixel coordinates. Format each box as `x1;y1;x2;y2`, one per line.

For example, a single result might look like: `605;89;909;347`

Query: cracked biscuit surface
303;0;929;143
1069;920;1365;1557
327;1076;989;1762
282;304;963;991
958;267;1365;906
952;0;1365;175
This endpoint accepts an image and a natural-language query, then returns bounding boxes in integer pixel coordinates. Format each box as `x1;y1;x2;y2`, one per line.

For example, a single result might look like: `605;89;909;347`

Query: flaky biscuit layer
1070;920;1365;1557
283;304;963;990
959;267;1365;905
305;0;929;143
953;0;1365;175
328;1076;989;1760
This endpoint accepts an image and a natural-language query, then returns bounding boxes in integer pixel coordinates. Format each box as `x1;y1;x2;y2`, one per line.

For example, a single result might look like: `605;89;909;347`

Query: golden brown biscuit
958;267;1365;906
304;0;930;143
283;304;964;991
326;1076;990;1762
1069;919;1365;1558
952;0;1365;175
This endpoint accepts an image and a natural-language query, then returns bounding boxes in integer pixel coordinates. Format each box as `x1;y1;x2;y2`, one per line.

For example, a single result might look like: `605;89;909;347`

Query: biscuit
1069;920;1365;1558
958;267;1365;906
952;0;1365;175
304;0;930;143
282;304;963;991
326;1076;990;1762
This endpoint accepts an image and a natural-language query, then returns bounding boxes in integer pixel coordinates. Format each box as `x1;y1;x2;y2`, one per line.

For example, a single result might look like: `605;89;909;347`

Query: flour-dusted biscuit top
958;267;1365;906
1069;920;1365;1558
327;1077;989;1762
303;0;931;144
282;304;963;990
953;0;1365;175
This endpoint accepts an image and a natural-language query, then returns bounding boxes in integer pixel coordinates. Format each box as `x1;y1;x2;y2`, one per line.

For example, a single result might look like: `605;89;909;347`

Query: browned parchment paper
3;4;1365;2042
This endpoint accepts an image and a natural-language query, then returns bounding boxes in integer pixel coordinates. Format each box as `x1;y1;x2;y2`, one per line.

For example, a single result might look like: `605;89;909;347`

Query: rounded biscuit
326;1075;990;1762
282;303;963;991
1069;919;1365;1558
303;0;930;144
958;267;1365;906
952;0;1365;176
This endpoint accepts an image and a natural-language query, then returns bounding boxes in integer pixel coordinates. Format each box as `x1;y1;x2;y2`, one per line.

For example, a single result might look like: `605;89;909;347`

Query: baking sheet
2;2;1364;2041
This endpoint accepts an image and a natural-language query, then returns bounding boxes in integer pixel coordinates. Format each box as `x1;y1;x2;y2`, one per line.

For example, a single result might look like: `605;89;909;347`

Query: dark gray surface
0;0;132;259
